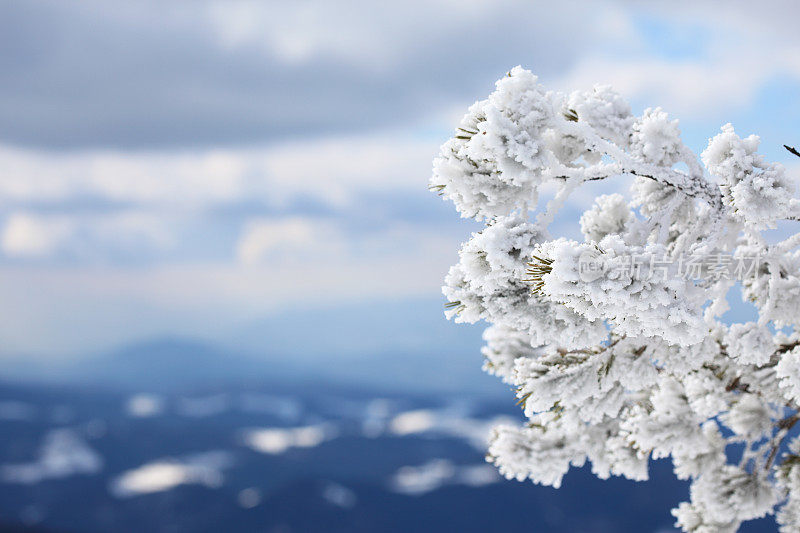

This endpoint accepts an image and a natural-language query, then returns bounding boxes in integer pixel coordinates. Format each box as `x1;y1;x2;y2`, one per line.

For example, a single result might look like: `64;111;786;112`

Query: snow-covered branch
431;67;800;531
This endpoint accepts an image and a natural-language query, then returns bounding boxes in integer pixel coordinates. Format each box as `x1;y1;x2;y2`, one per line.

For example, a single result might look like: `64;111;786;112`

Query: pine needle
524;256;553;294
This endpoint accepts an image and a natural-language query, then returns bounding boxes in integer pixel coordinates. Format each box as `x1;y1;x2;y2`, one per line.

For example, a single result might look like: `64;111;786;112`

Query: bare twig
765;413;800;471
785;145;800;159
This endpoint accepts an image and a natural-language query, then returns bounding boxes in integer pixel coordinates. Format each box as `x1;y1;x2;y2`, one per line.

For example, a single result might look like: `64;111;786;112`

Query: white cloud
555;49;800;119
0;145;247;207
1;1;797;151
628;0;800;43
204;0;636;70
202;0;800;122
3;1;800;357
261;135;438;207
233;215;456;267
0;134;436;211
0;232;460;355
0;211;174;260
1;213;74;258
236;217;345;266
551;2;800;118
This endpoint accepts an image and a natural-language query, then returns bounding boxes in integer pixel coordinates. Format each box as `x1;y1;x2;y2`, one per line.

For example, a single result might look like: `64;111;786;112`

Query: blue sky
1;0;799;358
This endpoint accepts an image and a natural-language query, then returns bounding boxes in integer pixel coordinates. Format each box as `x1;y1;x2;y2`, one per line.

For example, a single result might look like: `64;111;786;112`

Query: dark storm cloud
0;0;625;149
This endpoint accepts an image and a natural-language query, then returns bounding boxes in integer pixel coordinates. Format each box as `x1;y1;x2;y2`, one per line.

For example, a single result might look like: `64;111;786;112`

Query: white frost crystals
531;236;707;345
431;67;800;531
703;124;798;230
431;68;552;221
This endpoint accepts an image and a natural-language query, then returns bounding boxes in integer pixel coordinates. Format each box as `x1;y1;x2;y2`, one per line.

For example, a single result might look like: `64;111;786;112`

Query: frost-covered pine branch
431;66;800;532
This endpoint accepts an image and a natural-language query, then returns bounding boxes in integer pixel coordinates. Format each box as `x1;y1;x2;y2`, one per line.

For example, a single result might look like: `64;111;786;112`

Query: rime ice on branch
431;66;800;532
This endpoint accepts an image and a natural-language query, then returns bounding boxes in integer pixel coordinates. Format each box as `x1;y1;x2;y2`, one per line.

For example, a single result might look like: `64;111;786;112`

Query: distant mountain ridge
0;297;503;396
0;336;505;397
0;338;271;393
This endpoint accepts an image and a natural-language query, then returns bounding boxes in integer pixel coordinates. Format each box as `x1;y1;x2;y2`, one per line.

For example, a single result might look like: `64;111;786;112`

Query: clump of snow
389;459;500;496
725;322;775;366
237;487;262;509
242;424;336;455
579;193;632;242
389;410;436;436
2;429;102;484
126;394;164;418
361;398;392;438
388;408;515;450
702;124;797;229
109;451;232;498
322;482;357;508
534;236;706;345
630;108;683;167
430;67;555;221
777;347;800;405
566;85;633;148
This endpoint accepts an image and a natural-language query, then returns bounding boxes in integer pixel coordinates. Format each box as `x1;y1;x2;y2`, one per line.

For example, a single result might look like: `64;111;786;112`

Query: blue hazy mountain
0;336;503;397
226;297;485;360
0;297;498;396
0;338;273;393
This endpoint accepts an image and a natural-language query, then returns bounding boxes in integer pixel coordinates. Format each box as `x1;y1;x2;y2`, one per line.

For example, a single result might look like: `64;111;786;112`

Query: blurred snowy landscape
0;339;778;532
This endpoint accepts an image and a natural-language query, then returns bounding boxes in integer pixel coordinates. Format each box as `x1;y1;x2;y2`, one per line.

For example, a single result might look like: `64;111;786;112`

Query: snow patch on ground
389;459;500;495
109;451;233;498
322;482;357;508
388;409;516;449
1;429;102;484
125;394;164;418
237;487;262;509
242;424;337;455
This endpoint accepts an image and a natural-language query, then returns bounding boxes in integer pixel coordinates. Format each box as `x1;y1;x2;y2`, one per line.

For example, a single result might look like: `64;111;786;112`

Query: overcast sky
1;0;799;357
